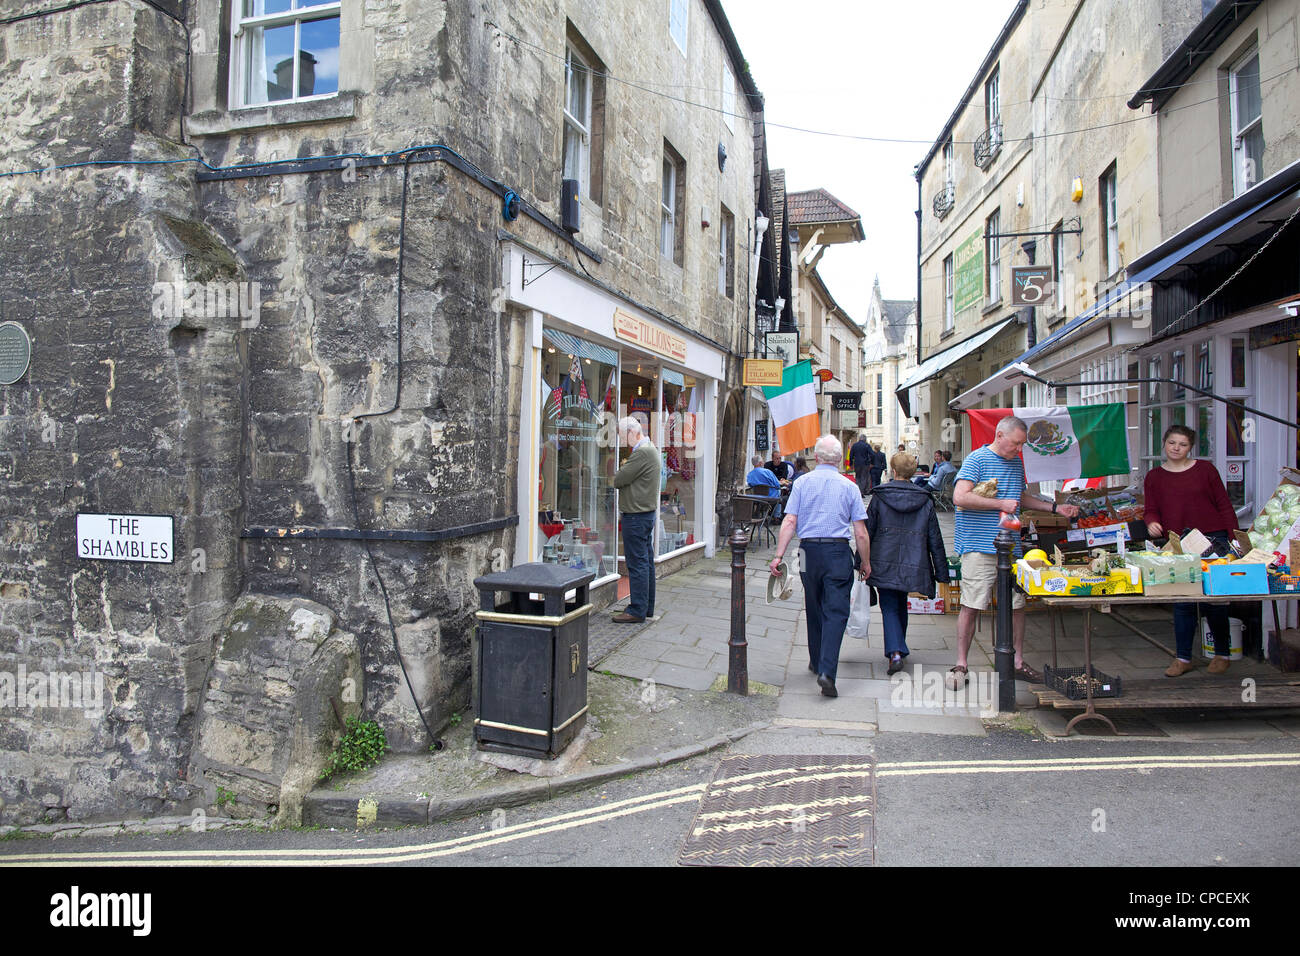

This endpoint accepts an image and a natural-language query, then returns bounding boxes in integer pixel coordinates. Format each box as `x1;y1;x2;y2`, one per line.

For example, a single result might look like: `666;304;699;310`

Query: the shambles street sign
77;513;175;563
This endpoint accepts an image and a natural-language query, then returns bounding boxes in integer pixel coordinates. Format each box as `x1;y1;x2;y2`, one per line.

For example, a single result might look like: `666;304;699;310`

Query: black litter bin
473;563;596;759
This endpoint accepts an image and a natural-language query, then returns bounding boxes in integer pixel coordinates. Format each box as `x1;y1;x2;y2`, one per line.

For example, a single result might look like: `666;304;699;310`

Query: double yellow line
2;753;1295;865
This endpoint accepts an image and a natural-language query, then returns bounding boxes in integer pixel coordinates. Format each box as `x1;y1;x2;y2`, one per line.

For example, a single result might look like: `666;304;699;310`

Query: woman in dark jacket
866;452;951;674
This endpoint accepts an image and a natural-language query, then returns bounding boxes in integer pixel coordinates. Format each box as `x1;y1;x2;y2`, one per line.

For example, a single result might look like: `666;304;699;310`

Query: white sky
724;0;1020;322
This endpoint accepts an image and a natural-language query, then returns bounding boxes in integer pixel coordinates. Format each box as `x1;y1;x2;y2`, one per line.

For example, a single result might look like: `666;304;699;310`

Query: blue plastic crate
1202;563;1268;596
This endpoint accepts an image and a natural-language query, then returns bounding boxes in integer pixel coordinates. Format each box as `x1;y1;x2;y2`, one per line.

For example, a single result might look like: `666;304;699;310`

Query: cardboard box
1202;562;1268;596
1055;486;1145;523
1015;559;1143;597
1023;510;1069;530
907;593;945;614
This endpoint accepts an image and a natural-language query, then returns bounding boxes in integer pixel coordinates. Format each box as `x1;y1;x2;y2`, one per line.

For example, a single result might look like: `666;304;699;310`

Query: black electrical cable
345;152;440;749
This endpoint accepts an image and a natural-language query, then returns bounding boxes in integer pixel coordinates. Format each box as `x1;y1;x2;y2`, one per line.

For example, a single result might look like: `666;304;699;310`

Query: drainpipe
914;164;923;368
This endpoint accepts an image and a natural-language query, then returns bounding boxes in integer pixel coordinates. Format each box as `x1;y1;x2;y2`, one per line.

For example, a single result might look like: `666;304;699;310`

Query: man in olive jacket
611;416;662;623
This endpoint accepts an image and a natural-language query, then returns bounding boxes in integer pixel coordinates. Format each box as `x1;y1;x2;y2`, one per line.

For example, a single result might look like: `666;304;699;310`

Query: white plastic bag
845;579;871;640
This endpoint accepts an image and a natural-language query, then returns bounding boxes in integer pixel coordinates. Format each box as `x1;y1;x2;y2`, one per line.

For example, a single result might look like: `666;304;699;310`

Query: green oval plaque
0;322;31;386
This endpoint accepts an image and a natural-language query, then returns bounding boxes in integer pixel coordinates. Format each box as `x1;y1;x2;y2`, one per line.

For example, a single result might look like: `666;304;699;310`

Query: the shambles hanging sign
77;513;174;563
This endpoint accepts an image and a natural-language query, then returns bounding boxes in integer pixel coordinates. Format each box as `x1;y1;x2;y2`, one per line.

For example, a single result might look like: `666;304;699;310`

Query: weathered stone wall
1;0;758;824
0;3;241;823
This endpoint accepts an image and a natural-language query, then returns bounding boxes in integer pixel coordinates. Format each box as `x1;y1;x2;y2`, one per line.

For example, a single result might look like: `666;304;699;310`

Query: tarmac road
3;731;1297;868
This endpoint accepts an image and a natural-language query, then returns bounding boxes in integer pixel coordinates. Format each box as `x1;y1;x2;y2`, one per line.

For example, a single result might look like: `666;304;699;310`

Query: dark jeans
1174;602;1230;660
621;510;656;619
800;540;855;681
877;588;910;658
854;466;870;494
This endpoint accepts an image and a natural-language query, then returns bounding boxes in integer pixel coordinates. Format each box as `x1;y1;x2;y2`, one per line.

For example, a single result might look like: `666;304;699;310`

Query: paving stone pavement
599;507;1296;744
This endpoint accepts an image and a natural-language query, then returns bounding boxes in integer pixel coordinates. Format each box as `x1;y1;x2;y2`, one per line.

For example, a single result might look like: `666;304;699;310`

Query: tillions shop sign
612;308;687;362
77;513;174;564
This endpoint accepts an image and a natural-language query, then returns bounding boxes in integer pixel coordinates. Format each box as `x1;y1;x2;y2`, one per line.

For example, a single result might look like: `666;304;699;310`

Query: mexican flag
965;405;1130;482
762;360;820;454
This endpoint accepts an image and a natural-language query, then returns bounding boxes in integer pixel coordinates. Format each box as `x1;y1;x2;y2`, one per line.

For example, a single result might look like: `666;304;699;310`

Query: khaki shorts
959;552;1025;611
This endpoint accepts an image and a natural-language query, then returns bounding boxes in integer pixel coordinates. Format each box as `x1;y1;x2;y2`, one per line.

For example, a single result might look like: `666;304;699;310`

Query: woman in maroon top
1143;425;1236;676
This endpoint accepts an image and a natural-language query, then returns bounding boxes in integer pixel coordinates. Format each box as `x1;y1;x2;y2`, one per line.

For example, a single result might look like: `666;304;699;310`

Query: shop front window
538;330;620;578
659;368;701;555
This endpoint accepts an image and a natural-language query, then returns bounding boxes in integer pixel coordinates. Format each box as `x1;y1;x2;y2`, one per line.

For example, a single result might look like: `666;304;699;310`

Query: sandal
944;665;968;691
1013;661;1043;684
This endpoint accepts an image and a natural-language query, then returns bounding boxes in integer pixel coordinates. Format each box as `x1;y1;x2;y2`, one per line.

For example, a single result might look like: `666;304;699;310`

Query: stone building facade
861;279;918;456
0;0;761;824
907;0;1204;456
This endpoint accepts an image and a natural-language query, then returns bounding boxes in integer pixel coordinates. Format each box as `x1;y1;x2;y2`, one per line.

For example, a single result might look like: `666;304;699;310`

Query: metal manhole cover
678;754;875;866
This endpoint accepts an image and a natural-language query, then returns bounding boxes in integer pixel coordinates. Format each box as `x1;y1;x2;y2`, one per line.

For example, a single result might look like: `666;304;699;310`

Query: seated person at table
792;456;810;480
915;450;956;489
765;452;796;484
746;455;782;517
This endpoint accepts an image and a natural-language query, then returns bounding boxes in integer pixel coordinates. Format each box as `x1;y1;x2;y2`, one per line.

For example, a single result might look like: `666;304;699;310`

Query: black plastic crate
1044;665;1122;700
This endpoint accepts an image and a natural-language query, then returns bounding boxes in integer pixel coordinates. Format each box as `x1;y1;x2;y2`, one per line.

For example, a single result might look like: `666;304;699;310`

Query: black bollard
728;526;749;696
994;528;1017;713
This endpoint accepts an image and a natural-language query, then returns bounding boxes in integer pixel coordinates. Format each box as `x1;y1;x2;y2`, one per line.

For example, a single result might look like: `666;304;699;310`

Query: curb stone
302;720;771;829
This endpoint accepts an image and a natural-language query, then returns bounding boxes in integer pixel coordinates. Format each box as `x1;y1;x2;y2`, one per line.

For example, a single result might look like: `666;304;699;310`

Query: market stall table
1036;592;1300;735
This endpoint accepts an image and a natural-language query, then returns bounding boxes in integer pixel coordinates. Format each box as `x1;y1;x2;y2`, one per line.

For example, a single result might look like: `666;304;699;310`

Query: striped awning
543;329;619;367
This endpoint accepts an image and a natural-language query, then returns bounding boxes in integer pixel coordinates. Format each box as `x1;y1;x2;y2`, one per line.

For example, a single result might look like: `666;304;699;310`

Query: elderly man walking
612;416;662;623
948;415;1078;690
769;435;871;698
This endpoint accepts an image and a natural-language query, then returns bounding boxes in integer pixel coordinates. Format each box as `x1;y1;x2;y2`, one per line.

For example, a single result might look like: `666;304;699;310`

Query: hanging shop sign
839;411;860;430
829;392;861;411
755;419;769;451
743;359;783;387
764;331;799;367
1010;266;1052;307
76;513;175;564
613;308;687;362
858;410;867;428
0;321;32;386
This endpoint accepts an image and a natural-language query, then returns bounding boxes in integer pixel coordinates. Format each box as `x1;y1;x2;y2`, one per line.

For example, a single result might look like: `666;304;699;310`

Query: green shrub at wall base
320;717;390;781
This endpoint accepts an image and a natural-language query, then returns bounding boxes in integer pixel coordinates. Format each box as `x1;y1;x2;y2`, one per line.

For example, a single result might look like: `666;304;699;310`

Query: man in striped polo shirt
948;415;1079;691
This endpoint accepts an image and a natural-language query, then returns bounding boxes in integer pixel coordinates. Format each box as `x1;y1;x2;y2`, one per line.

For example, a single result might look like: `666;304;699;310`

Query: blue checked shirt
954;445;1026;555
783;464;866;540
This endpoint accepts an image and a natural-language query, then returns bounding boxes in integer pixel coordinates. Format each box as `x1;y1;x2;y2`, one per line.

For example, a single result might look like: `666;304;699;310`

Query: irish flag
965;404;1130;482
762;360;819;454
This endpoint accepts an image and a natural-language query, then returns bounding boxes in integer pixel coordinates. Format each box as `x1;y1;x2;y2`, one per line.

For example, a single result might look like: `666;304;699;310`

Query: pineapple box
1015;548;1143;597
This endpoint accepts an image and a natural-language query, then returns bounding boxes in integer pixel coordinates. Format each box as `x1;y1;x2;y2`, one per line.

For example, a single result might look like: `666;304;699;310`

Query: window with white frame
669;0;688;54
1229;43;1264;195
661;142;685;265
721;60;735;132
876;373;883;425
985;209;1001;304
943;138;955;186
943;253;955;333
1100;163;1119;277
984;67;1001;143
232;0;340;108
563;45;593;198
718;205;734;297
